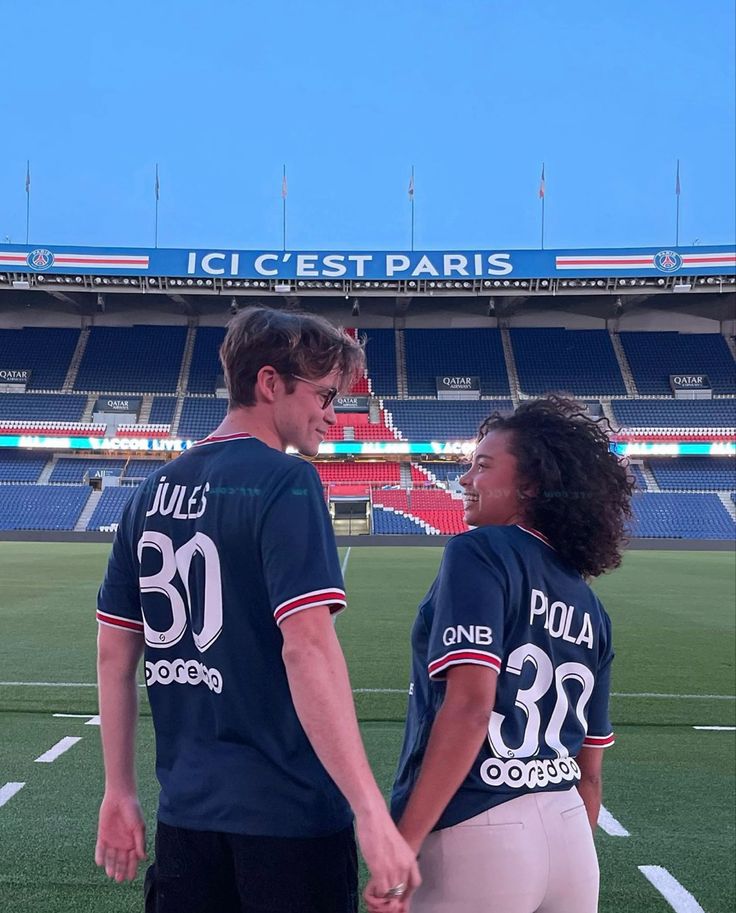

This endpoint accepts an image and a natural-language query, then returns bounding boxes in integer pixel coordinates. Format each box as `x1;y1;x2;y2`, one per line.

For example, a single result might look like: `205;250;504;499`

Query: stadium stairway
170;395;186;436
61;325;89;392
638;463;660;492
178;323;198;393
717;492;736;521
499;325;521;406
81;394;97;423
609;332;639;396
138;395;154;424
395;325;408;397
37;455;58;485
75;489;102;531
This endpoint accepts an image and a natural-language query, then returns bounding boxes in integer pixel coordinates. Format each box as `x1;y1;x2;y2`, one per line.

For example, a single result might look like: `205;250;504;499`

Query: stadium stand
0;450;50;482
0;393;87;422
414;462;470;485
627;463;647;491
362;328;398;395
630;492;735;539
0;484;90;530
123;459;167;479
74;325;187;393
49;458;127;484
611;399;736;430
404;328;509;396
149;397;179;424
314;462;402;485
178;398;229;439
86;487;136;531
0;327;80;389
511;329;626;396
647;458;736;491
386;400;512;439
619;332;736;394
372;506;431;534
187;326;226;393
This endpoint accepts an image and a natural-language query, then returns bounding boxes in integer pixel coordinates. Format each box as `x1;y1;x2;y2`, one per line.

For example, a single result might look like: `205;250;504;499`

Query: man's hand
358;808;421;913
95;792;146;883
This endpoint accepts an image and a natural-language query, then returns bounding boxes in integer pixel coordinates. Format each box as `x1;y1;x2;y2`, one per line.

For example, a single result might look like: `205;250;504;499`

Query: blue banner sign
0;435;733;457
0;244;733;280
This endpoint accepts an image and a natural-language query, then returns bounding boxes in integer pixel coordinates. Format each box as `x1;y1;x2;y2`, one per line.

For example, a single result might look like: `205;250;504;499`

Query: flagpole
675;159;680;247
154;163;160;249
539;163;546;249
25;161;31;244
282;164;287;251
409;165;415;251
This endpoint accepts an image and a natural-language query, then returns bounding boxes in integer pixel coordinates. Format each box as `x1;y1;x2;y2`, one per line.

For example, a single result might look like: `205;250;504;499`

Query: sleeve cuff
96;609;144;633
428;649;502;680
274;588;347;626
583;732;616;748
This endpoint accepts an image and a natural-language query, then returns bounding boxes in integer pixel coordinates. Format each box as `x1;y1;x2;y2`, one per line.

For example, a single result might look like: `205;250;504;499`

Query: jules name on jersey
145;476;210;520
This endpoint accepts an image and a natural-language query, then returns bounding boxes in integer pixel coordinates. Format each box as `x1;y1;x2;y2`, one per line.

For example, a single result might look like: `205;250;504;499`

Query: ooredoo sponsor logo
145;659;223;694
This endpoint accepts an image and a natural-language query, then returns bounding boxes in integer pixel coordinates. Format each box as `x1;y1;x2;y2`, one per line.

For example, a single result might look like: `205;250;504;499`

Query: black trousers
144;820;358;913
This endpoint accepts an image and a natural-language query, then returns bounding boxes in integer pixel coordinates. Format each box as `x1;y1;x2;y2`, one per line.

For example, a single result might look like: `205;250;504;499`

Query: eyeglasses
290;373;339;410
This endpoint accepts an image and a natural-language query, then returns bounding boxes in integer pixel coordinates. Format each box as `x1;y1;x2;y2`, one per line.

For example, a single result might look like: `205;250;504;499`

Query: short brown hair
220;306;365;408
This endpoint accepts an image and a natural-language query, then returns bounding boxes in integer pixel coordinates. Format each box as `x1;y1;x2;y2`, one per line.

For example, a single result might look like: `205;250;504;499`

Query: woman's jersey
97;434;352;838
391;525;615;831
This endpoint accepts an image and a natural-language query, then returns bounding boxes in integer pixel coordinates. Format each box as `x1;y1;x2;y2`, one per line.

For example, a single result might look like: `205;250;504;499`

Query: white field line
1;681;735;701
598;805;631;837
53;713;100;725
34;736;82;764
693;725;735;731
0;782;25;808
341;547;352;577
638;866;706;913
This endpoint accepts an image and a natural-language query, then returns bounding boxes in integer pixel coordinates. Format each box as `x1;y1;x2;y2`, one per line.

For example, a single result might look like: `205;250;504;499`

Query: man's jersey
97;433;352;838
391;525;615;831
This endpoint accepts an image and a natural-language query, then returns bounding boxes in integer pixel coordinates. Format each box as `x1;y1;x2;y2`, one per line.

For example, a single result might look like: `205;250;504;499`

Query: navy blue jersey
97;433;352;838
391;525;614;831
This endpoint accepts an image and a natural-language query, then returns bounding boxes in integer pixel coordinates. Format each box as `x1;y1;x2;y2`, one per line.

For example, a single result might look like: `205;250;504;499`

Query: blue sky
0;0;734;252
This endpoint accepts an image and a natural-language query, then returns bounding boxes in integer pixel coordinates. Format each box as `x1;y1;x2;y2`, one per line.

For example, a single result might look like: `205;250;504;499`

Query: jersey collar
192;432;254;447
516;524;555;549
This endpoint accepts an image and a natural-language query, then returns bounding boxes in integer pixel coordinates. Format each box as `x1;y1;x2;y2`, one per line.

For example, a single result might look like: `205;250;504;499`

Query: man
95;306;418;912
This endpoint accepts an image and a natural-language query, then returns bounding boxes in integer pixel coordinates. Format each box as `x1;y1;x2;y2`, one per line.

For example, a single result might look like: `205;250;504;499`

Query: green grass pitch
0;542;734;912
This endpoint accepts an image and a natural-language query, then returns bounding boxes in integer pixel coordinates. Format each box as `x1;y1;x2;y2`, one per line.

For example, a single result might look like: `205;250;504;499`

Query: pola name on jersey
146;476;210;520
530;587;594;650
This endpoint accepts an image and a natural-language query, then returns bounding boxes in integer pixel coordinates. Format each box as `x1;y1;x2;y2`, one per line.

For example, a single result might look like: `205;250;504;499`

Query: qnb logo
145;659;223;694
442;624;493;647
480;756;581;789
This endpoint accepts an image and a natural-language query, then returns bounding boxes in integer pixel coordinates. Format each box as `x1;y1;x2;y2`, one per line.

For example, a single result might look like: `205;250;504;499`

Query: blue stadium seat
0;450;49;482
511;329;626;396
386;400;513;439
371;506;430;534
416;461;470;484
86;487;137;530
648;458;736;491
74;325;187;393
0;484;90;530
188;327;226;393
178;398;228;439
404;329;509;396
123;460;167;479
0;327;80;389
611;399;736;428
629;492;735;539
149;397;178;424
0;393;87;421
620;332;736;395
50;458;126;484
364;329;398;396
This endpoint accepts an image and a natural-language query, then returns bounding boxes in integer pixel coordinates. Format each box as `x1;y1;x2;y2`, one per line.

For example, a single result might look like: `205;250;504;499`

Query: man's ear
254;366;280;404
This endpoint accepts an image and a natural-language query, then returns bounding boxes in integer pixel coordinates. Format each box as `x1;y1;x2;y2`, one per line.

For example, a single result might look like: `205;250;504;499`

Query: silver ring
385;882;407;897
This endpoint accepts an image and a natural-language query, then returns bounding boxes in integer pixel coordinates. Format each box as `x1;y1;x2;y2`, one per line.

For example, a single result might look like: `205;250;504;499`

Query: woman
367;396;633;913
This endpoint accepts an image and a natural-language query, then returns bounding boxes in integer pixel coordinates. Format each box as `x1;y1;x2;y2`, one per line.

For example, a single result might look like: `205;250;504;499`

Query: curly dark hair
477;395;634;578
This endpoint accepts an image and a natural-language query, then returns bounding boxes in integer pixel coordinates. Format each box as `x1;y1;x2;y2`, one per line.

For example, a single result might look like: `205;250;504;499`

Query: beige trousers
412;788;599;913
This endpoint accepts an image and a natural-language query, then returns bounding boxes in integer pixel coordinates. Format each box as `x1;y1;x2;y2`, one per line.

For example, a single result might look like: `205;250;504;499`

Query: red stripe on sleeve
96;610;144;633
428;649;502;679
274;589;347;625
583;732;616;748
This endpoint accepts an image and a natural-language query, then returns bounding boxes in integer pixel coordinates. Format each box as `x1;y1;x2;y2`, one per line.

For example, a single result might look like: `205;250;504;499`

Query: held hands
357;809;421;913
95;792;147;883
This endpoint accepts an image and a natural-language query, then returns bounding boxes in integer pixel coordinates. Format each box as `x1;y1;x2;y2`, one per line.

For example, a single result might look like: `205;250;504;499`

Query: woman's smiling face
459;430;528;528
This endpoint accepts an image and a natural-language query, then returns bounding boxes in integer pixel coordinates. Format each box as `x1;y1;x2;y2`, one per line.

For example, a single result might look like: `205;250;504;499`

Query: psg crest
654;250;682;272
26;249;55;271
